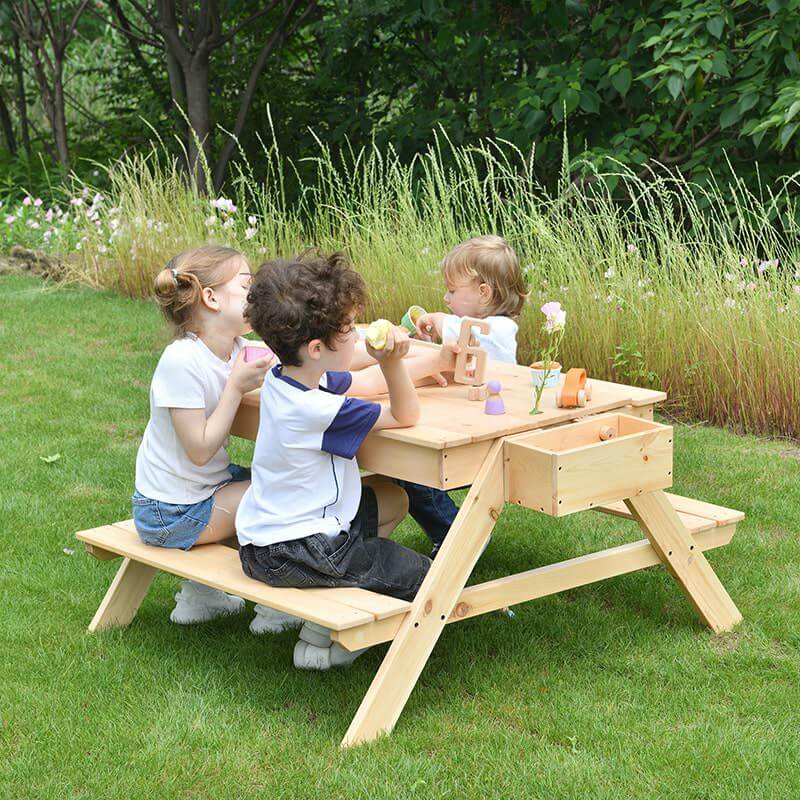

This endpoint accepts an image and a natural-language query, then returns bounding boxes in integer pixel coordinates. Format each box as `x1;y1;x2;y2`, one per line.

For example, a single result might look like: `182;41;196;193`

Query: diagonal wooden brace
624;491;742;633
88;557;158;633
341;440;506;748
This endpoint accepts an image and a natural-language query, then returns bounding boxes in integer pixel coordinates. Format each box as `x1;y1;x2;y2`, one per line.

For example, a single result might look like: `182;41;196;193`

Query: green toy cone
400;305;426;336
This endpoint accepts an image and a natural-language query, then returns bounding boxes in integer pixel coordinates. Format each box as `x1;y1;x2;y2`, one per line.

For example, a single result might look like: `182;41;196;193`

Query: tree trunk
164;48;188;172
12;30;30;157
0;90;17;155
52;60;70;169
25;43;58;162
212;0;308;191
184;54;211;194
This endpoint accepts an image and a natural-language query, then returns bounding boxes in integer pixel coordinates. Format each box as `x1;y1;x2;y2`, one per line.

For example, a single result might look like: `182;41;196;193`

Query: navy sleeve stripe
321;397;381;459
322;371;353;395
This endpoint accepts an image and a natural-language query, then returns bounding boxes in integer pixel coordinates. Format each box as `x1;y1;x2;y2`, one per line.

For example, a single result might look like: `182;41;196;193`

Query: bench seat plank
594;493;743;532
77;523;380;631
105;520;413;623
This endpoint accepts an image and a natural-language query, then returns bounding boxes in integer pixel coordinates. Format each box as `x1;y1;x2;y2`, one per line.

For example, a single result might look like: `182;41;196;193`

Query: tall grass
29;132;800;438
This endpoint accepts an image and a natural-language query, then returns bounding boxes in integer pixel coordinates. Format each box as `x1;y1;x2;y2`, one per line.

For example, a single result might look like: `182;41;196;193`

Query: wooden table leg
88;558;158;633
625;490;742;633
341;440;506;748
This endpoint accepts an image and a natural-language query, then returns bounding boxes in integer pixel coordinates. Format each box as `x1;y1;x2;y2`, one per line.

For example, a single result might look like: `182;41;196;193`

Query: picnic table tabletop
237;355;667;449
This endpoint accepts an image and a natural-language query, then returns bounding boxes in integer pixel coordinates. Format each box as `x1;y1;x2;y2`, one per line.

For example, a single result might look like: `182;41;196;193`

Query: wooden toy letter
454;317;490;385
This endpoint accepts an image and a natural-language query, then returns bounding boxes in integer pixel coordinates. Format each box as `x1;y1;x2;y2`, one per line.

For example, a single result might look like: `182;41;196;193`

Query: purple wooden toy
484;380;505;415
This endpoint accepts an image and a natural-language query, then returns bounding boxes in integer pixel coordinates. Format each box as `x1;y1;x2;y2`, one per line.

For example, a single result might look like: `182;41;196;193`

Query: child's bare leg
195;480;250;545
362;476;409;538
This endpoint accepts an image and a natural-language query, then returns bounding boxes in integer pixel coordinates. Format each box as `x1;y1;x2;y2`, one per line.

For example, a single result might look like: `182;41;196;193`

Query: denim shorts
132;464;251;550
239;487;431;602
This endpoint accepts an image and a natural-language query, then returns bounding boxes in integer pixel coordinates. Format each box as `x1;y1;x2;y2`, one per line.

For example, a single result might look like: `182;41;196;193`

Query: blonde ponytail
153;245;244;337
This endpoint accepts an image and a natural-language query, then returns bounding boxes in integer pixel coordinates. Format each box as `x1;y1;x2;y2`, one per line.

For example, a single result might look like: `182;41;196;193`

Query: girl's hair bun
154;245;244;337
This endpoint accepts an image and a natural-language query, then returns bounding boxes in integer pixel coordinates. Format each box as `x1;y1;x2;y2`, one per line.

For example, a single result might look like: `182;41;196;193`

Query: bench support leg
341;441;505;748
88;558;158;633
625;491;742;633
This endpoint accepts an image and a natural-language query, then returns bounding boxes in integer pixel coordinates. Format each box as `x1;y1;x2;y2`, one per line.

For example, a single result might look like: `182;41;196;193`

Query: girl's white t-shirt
135;333;246;504
441;314;518;364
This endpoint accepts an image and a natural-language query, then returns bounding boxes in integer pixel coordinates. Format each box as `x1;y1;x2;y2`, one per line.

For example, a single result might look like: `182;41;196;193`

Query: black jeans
239;487;431;602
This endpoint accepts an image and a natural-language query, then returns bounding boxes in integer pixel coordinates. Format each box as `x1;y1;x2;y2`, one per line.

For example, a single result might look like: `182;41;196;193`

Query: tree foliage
1;0;799;199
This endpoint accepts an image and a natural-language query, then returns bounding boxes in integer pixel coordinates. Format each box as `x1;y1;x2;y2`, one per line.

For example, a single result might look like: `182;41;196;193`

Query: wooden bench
77;493;742;640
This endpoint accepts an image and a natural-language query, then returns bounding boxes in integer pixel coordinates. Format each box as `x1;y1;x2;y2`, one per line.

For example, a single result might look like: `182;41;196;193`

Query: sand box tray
503;412;674;516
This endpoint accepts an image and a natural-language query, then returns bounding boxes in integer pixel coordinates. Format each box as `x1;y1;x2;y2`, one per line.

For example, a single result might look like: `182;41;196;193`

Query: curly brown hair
246;251;367;367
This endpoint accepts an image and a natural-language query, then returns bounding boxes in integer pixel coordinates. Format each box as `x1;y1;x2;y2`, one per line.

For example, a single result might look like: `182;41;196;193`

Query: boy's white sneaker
293;640;368;671
292;621;368;670
169;580;245;625
249;604;303;635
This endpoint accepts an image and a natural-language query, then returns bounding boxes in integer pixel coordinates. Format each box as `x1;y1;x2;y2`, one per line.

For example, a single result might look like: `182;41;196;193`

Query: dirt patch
709;631;742;654
103;422;139;441
762;526;791;542
780;448;800;460
0;246;66;280
7;348;37;362
67;484;108;501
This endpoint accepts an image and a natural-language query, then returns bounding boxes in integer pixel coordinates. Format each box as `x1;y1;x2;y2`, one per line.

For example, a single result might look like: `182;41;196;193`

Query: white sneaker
293;639;368;671
249;604;303;635
298;620;333;647
293;640;333;670
292;622;368;670
169;580;245;625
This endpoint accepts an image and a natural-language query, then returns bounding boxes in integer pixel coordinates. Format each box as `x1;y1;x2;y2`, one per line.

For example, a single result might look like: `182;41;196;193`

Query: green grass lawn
1;274;799;800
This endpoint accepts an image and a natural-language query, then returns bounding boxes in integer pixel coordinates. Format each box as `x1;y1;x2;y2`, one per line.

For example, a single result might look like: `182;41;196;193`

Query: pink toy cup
244;344;274;363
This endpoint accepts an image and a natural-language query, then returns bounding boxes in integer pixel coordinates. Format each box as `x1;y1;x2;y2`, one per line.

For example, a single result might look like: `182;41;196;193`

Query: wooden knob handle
598;425;616;441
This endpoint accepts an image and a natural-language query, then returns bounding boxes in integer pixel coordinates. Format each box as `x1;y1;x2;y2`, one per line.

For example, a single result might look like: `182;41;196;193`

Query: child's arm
348;342;459;396
366;330;419;429
170;352;270;466
350;341;377;370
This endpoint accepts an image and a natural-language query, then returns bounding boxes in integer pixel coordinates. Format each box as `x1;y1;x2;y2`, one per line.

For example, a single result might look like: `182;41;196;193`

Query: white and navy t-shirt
134;333;246;504
441;314;518;364
236;365;381;548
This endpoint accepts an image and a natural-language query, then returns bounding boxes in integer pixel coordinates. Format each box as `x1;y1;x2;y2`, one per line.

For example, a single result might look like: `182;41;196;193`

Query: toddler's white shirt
441;314;518;364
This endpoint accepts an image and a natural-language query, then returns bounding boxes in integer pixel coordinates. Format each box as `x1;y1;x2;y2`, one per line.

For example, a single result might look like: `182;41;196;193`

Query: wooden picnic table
228;356;743;747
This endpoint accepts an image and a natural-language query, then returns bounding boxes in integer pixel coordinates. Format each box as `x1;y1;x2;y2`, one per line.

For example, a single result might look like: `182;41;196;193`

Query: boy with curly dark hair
236;251;435;670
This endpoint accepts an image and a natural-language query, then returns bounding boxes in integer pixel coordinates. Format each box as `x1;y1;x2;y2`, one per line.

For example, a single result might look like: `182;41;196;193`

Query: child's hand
367;327;411;364
424;341;460;387
415;313;434;340
415;312;444;341
229;349;272;395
